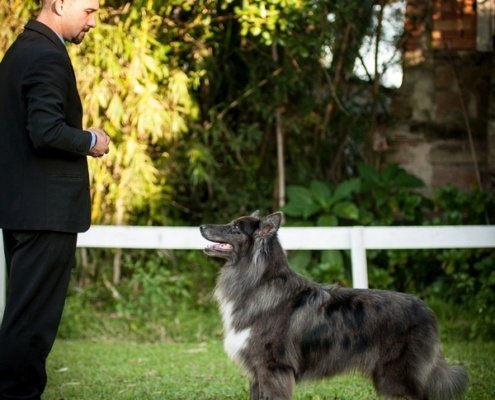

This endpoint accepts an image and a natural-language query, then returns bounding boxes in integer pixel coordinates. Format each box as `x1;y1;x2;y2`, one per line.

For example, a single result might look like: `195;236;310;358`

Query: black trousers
0;230;77;400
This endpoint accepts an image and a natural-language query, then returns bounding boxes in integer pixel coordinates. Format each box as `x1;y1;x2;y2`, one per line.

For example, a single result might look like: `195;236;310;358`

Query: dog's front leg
254;367;295;400
249;379;261;400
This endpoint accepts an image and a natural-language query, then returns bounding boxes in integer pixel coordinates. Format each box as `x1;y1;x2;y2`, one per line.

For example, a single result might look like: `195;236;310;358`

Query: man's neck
36;11;64;41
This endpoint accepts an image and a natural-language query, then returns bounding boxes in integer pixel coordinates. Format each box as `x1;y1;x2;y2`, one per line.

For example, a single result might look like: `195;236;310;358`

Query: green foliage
431;185;493;225
356;162;425;225
282;164;426;286
284;179;361;224
0;0;38;52
0;0;388;224
233;0;323;48
61;249;220;342
283;163;425;227
69;3;199;225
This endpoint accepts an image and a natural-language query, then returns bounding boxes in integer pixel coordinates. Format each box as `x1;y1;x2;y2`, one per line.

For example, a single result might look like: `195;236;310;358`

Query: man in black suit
0;0;110;398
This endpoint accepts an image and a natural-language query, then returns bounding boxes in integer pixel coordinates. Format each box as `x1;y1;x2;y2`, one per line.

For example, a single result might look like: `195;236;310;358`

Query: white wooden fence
1;225;495;319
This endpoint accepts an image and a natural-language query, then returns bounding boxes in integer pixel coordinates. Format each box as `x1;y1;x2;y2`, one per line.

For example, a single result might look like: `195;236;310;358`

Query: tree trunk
272;44;285;208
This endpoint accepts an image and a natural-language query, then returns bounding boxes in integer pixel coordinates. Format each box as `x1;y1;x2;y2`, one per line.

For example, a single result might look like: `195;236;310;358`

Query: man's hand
88;128;110;158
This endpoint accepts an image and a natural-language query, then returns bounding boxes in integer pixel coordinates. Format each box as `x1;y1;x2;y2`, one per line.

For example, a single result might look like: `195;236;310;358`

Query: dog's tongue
209;243;233;251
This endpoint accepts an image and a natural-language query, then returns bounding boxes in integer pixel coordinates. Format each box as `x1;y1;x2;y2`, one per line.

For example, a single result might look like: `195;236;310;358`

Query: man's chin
71;32;87;45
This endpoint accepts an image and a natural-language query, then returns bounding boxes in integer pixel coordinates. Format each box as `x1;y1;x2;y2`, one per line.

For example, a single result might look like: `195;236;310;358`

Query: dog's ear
250;210;261;218
258;212;283;237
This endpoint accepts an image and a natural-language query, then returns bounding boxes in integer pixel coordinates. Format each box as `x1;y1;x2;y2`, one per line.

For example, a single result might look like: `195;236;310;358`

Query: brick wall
432;0;477;50
387;0;493;193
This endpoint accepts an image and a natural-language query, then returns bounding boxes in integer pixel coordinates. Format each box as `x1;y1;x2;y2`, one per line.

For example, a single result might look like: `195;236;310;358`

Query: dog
200;211;468;400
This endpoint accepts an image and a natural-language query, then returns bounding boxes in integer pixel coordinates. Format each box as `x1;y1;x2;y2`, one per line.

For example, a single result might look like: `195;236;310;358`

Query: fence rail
2;225;495;318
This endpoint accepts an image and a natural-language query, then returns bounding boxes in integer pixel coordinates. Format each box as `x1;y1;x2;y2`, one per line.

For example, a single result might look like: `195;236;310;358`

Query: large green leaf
333;201;360;220
317;214;338;226
390;167;425;188
309;180;332;209
288;250;312;273
318;250;345;280
286;185;312;203
358;162;382;189
284;185;319;218
321;250;344;269
333;178;361;202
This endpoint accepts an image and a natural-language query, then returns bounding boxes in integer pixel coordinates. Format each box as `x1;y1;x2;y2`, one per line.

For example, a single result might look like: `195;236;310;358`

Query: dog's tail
424;353;468;400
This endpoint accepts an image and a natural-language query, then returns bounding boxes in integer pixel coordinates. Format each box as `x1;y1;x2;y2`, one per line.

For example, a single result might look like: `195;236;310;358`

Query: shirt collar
54;31;65;44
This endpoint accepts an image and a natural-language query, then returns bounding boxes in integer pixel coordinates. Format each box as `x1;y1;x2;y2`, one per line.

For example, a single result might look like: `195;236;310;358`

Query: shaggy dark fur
200;211;468;400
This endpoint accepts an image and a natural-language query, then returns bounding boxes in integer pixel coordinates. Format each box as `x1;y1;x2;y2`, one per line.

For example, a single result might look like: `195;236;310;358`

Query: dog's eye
231;225;241;234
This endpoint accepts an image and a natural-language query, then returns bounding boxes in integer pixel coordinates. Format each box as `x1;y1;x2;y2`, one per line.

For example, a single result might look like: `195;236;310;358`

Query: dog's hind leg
251;366;295;400
372;360;428;400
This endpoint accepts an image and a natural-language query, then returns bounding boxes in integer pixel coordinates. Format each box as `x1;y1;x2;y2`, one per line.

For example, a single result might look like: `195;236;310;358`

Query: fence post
351;226;368;289
0;230;5;322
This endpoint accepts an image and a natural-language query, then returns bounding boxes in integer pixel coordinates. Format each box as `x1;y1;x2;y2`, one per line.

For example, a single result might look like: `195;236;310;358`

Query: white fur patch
218;300;251;363
224;327;251;362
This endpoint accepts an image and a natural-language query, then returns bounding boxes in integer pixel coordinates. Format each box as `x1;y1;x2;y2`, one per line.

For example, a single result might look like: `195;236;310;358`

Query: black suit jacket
0;20;92;233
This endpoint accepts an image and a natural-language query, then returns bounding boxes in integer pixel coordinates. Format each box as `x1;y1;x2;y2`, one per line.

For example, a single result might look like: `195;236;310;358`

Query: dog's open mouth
203;241;234;259
200;225;234;258
206;242;233;252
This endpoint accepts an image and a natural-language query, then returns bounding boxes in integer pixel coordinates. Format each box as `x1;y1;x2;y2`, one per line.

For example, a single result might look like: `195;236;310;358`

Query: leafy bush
60;249;221;342
355;163;426;225
282;163;427;286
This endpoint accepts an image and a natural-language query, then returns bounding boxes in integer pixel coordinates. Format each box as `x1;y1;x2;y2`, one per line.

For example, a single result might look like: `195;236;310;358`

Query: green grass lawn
44;340;495;400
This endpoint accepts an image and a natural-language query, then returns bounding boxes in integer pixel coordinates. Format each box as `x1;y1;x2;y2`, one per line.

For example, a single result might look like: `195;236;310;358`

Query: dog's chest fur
215;289;251;365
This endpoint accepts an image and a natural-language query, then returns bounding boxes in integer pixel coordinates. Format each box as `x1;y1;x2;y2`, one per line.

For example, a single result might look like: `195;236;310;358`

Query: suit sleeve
23;50;92;155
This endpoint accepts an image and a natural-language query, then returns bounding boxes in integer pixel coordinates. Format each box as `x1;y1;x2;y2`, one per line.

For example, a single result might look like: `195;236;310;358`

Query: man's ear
258;212;283;238
52;0;64;15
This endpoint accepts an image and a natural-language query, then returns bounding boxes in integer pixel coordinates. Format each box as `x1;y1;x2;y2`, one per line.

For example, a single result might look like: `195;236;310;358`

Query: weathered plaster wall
385;0;493;193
